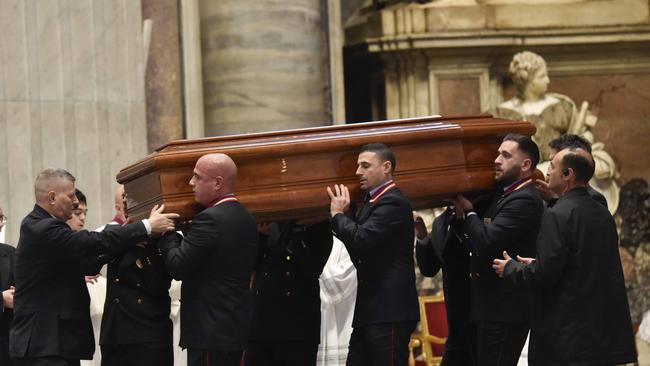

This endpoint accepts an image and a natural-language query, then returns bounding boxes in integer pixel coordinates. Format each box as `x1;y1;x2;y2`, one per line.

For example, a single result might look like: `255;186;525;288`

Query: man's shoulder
0;242;15;255
377;187;411;206
503;183;543;205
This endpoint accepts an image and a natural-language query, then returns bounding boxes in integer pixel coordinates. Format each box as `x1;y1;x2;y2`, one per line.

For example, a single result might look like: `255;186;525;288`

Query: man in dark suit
535;134;608;208
493;147;637;365
10;168;178;366
1;205;15;366
451;134;544;366
414;207;475;366
327;143;419;366
245;219;332;366
157;153;258;366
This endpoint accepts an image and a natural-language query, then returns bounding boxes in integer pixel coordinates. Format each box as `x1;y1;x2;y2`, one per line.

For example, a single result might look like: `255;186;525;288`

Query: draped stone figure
493;51;619;212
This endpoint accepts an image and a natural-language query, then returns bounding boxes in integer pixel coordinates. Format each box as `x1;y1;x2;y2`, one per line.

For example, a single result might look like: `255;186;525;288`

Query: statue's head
509;51;549;100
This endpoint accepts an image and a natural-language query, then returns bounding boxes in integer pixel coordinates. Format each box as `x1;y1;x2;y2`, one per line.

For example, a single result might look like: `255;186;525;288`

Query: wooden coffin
117;115;534;222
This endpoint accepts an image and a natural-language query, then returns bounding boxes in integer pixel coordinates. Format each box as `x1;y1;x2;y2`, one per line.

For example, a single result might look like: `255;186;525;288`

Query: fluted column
199;0;327;135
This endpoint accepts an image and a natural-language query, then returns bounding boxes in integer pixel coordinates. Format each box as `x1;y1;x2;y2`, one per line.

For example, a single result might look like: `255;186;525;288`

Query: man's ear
521;157;532;172
383;161;392;174
48;191;57;204
214;176;223;190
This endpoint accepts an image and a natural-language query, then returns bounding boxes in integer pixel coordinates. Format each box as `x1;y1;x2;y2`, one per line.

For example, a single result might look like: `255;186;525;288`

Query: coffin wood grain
117;115;534;221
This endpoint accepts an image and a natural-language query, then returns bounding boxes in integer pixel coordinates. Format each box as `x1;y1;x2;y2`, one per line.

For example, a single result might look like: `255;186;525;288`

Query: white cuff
142;219;152;235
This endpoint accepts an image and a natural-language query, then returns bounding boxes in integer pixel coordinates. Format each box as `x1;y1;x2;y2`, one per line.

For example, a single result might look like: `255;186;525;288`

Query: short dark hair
75;189;87;205
359;143;396;173
549;134;592;153
561;150;595;184
503;133;540;170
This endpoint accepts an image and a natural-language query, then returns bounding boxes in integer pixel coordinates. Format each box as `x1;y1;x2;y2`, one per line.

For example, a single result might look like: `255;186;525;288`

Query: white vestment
316;238;357;366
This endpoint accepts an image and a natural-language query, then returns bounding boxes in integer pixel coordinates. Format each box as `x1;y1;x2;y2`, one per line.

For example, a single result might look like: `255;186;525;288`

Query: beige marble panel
494;0;649;28
35;0;64;101
59;1;74;100
70;0;97;100
104;0;129;102
0;0;148;243
2;0;29;101
0;103;8;230
40;103;66;168
73;101;102;227
4;102;34;244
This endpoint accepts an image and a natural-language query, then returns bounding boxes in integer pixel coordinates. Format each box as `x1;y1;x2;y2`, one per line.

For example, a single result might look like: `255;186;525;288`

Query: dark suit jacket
0;243;15;364
504;187;637;365
94;244;172;346
10;205;148;360
331;187;419;327
547;184;607;209
462;182;544;323
416;208;474;365
249;220;332;343
158;201;258;351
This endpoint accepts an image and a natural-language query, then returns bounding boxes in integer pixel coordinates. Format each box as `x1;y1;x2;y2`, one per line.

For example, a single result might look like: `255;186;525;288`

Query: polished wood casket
117;115;534;222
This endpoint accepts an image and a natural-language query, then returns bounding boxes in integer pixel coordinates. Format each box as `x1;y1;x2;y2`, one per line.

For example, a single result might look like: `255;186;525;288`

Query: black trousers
244;340;318;366
475;321;528;366
442;321;476;366
12;356;79;366
188;348;243;366
101;342;173;366
346;321;417;366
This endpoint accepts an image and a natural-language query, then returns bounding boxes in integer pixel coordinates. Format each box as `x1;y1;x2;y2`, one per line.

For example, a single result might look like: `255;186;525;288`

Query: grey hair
34;168;76;196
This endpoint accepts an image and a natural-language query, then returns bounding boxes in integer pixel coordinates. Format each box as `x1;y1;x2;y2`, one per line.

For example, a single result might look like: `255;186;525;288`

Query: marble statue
494;51;619;213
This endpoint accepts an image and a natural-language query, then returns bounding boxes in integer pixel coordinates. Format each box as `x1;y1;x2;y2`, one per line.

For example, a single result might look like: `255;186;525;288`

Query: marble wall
0;0;148;244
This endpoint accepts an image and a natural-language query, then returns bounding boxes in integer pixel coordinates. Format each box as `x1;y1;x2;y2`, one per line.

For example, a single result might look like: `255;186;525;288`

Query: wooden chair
408;293;448;366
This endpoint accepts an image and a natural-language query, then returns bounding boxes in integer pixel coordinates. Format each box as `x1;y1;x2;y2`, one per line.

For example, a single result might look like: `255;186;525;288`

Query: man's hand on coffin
147;204;181;235
413;211;428;239
450;194;473;218
257;222;273;236
327;184;350;217
534;178;559;202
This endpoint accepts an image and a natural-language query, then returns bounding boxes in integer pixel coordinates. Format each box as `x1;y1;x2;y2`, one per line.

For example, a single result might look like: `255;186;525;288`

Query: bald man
10;168;178;366
157;154;258;366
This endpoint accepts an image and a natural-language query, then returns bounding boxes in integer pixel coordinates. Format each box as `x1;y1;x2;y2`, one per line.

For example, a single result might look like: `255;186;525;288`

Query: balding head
190;153;238;206
34;168;78;220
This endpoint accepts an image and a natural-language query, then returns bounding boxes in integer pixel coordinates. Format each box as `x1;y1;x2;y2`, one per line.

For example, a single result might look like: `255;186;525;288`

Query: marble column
199;0;327;136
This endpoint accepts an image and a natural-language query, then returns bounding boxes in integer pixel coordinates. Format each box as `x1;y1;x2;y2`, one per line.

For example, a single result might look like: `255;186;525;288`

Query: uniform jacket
96;244;172;346
331;186;419;327
249;220;333;342
0;243;15;364
416;208;474;365
504;187;637;365
462;180;544;322
10;205;148;359
157;200;258;351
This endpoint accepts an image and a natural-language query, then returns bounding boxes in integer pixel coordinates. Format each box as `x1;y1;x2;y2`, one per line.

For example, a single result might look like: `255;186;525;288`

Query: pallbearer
327;143;419;366
157;153;258;366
